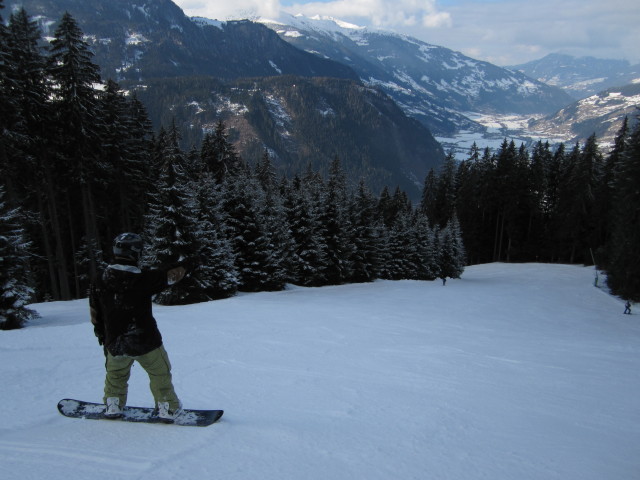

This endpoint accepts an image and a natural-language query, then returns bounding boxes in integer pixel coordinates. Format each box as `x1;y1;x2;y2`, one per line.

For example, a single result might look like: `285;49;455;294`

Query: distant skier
624;301;632;315
89;233;195;422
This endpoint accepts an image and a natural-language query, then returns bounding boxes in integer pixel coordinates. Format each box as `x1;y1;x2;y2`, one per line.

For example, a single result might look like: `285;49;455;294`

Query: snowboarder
624;301;632;315
89;233;195;422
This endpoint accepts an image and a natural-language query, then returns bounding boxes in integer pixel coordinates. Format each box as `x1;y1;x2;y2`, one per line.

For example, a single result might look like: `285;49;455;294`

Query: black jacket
90;264;169;357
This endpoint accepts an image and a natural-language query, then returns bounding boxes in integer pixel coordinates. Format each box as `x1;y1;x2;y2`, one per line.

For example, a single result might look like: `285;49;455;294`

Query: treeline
0;6;464;328
423;124;640;301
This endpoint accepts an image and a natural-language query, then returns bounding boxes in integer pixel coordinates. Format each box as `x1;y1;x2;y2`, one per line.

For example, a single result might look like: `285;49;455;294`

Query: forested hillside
132;75;444;198
424;127;640;302
0;7;463;328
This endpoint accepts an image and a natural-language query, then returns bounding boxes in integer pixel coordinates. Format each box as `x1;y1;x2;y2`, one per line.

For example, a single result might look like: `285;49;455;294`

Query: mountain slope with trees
0;4;458;325
4;0;444;198
1;1;639;331
133;75;444;198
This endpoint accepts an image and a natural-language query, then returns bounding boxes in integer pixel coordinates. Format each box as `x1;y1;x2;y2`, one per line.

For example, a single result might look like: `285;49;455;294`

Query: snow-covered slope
529;83;640;148
2;263;639;479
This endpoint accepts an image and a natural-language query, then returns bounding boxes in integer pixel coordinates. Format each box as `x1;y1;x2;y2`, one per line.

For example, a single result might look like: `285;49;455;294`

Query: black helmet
113;233;143;261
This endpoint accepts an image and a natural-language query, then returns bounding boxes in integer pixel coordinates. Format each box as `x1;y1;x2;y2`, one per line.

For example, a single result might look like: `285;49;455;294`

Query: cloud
434;0;638;64
175;0;451;29
285;0;451;28
175;0;282;20
173;0;640;65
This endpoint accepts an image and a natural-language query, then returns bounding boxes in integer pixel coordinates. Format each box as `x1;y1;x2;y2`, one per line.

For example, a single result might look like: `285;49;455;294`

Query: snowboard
57;399;223;427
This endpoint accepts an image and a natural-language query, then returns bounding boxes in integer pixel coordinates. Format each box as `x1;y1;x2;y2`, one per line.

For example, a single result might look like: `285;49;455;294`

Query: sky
172;0;640;66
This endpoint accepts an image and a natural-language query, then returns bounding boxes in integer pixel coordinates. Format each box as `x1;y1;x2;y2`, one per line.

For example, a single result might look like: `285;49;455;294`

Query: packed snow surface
2;263;639;480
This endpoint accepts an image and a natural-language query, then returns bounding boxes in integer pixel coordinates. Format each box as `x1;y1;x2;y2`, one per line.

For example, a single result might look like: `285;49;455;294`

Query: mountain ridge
5;0;443;198
6;0;360;82
257;14;574;136
509;53;640;100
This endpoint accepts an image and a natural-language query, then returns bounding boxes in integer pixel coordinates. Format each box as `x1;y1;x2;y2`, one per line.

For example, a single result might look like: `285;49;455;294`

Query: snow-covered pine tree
419;168;438;223
255;154;291;290
349;179;382;283
384;208;418;280
437;215;466;282
412;211;438;280
321;156;355;284
283;174;328;286
143;121;201;305
223;169;285;292
0;186;37;329
191;173;239;300
201;120;241;183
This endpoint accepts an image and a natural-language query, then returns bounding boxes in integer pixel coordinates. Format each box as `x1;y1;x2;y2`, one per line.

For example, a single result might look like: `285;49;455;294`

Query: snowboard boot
104;397;124;419
156;401;183;423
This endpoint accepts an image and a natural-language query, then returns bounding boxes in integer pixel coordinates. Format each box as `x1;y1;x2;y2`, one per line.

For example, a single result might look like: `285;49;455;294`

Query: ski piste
57;399;223;427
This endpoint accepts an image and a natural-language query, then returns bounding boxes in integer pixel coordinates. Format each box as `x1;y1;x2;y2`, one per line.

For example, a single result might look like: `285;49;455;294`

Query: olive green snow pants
103;345;180;410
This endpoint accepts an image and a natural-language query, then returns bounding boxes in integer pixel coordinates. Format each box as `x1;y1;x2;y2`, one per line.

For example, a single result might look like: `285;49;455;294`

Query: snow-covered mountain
5;0;444;197
258;14;573;136
5;0;359;82
510;53;640;100
528;83;640;148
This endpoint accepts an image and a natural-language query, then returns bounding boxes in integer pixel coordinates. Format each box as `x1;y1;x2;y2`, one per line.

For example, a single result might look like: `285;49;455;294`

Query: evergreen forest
1;5;638;329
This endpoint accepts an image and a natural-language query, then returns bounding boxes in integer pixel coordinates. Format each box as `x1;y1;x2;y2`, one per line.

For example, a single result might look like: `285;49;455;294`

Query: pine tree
201;120;241;183
0;0;15;175
283;174;328;286
143;122;200;305
598;117;629;262
224;170;285;292
3;8;48;202
438;216;466;282
433;151;458;227
413;212;438;280
349;180;382;282
385;209;418;280
191;174;239;300
420;169;438;221
0;187;38;329
256;149;278;191
4;7;71;301
545;142;568;262
607;118;640;300
98;80;149;234
561;135;603;263
322;156;355;284
47;12;104;292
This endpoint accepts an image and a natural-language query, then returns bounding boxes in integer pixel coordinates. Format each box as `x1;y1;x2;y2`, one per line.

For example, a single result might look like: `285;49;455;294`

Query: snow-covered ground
436;112;570;160
2;263;639;480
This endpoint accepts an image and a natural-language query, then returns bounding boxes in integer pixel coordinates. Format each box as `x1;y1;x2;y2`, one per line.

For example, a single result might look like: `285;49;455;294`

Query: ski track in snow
1;263;639;480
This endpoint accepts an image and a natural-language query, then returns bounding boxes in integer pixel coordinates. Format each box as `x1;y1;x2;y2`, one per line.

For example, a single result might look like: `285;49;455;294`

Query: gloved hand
94;327;104;346
167;266;187;285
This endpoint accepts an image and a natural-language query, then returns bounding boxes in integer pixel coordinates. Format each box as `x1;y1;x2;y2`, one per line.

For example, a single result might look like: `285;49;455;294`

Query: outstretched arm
89;283;104;345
